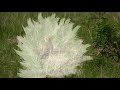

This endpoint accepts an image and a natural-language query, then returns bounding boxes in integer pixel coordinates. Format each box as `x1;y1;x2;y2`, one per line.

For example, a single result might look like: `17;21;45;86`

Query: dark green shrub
93;15;120;62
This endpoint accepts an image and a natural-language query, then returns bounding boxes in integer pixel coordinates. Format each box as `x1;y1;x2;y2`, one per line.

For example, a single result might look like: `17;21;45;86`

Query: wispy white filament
15;13;92;78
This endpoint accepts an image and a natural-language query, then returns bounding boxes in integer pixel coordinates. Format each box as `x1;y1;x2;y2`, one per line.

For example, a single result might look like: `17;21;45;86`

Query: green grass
0;12;120;78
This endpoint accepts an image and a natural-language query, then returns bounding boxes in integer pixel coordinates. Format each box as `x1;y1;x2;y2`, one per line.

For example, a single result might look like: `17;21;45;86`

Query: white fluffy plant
15;13;92;78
